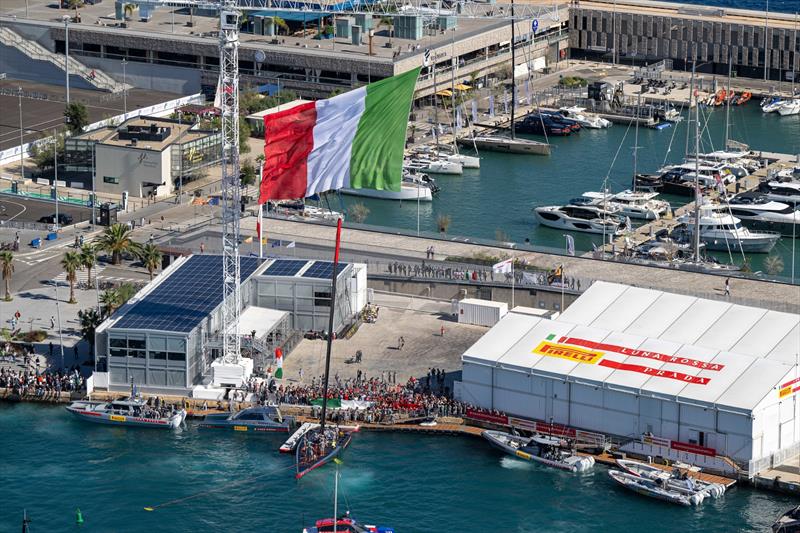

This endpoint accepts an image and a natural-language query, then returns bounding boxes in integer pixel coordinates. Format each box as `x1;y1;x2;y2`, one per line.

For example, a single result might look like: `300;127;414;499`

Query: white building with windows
457;281;800;474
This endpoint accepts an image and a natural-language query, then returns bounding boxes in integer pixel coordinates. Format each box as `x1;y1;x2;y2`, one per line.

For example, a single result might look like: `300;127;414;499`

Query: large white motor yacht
579;190;671;220
534;204;623;235
558;106;611;129
677;205;780;253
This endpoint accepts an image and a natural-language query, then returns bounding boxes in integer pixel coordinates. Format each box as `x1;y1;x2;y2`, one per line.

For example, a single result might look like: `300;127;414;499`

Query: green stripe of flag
349;67;421;192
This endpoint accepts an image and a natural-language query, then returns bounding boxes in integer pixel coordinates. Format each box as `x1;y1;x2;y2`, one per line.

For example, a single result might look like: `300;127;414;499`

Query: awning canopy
436;89;453;97
454;83;472;91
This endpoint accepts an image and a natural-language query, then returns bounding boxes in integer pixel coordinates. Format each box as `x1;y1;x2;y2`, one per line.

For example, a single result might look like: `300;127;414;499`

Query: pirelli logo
533;341;604;364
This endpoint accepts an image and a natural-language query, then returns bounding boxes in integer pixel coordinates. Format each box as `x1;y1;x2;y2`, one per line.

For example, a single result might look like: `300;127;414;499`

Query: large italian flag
259;67;421;202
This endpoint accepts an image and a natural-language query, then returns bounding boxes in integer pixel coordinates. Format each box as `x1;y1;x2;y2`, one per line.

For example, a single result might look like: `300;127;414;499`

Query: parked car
38;213;73;225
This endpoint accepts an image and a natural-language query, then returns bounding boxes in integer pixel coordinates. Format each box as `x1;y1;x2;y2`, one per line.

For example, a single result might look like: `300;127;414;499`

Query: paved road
0;194;93;226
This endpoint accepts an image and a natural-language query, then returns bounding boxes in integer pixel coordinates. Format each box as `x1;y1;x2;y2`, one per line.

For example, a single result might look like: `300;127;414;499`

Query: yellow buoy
143;507;155;512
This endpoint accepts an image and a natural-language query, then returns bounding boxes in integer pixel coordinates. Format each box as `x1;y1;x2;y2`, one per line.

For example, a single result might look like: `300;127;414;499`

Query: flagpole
561;264;565;313
258;203;263;260
511;260;515;309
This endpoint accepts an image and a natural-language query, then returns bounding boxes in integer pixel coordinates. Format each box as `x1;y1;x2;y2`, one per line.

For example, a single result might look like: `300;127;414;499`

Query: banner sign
532;333;713;385
466;409;508;426
670;440;717;457
558;336;725;371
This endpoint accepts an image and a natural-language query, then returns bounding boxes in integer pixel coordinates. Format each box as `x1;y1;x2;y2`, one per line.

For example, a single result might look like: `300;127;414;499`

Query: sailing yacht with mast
294;219;359;480
457;0;550;156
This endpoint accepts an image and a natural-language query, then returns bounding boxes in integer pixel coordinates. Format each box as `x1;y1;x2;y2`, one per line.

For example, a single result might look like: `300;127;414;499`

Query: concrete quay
254;217;800;312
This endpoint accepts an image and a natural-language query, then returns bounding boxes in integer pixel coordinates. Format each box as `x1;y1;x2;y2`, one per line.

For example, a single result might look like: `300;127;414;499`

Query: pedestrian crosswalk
52;265;105;285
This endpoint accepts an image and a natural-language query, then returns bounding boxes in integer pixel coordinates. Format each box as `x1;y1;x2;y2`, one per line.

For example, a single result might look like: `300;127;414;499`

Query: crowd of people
245;371;474;425
383;260;587;291
0;367;85;399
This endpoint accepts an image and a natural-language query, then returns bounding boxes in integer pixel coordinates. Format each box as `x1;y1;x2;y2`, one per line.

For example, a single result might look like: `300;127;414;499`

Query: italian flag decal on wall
259;67;422;201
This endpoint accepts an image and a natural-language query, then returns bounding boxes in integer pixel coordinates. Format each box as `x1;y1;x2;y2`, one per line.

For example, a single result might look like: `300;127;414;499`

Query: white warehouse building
457;282;800;474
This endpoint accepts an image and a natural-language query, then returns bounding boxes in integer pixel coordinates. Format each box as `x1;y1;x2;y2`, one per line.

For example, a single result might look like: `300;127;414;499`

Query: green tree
329;88;344;98
80;244;97;287
0;251;13;301
239;119;252;153
140;244;162;281
123;3;136;20
78;307;102;361
28;134;65;171
437;214;452;234
99;288;121;317
270;16;288;35
241;159;257;187
61;251;83;304
764;255;785;276
64;102;89;134
347;202;370;223
94;223;142;265
379;16;394;45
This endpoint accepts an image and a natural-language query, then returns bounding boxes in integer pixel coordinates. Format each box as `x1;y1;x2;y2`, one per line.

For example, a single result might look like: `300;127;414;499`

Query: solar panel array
262;259;308;277
300;261;349;280
113;255;262;333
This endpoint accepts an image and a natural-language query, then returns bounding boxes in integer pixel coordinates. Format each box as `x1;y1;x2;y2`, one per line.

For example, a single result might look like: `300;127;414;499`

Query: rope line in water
143;461;298;512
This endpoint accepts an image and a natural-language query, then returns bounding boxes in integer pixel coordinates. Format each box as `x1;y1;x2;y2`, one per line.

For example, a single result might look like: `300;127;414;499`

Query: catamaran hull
66;404;185;429
296;431;354;479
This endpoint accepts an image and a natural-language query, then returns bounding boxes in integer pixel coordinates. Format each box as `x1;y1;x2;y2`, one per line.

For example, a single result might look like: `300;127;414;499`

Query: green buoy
76;508;84;525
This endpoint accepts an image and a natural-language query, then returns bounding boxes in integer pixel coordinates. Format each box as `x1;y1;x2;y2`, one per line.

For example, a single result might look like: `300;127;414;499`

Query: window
110;337;127;348
168;352;186;361
149;351;167;360
104;176;119;184
129;338;146;349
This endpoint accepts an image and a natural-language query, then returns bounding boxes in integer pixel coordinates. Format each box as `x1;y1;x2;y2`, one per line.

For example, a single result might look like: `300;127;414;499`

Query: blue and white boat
66;396;186;429
198;405;294;433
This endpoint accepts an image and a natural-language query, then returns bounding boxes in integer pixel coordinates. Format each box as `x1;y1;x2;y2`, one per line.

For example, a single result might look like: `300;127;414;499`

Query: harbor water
1;403;797;532
338;104;800;279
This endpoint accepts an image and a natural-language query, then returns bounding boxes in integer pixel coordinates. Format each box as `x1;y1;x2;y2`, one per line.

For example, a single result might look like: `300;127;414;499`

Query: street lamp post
122;58;128;114
63;16;71;104
18;87;24;180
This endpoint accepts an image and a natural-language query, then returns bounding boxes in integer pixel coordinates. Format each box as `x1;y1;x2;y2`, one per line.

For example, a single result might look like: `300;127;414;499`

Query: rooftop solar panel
300;261;349;280
112;255;261;333
263;259;308;277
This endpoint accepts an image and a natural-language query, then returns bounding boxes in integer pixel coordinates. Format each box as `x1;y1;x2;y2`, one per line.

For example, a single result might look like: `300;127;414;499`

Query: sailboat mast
692;62;701;263
633;92;640;191
333;466;339;533
451;26;457;152
319;218;343;431
510;0;516;139
724;49;732;150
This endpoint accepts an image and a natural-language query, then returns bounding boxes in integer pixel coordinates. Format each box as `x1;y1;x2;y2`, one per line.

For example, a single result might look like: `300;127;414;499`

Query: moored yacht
459;135;551;156
777;99;800;116
728;193;800;235
66;395;186;429
759;181;800;204
198;405;294;433
762;97;785;113
677;204;780;253
579;190;671;220
534;204;623;235
558;106;611;129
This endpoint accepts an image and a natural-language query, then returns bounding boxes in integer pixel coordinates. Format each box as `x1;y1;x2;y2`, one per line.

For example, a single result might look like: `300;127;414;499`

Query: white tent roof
464;282;800;414
237;306;289;338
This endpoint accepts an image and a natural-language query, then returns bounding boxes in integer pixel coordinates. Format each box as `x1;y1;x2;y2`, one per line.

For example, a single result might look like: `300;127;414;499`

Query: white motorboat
615;459;726;501
728;194;800;235
482;430;595;473
341;183;432;202
762;97;785;113
777;99;800;116
446;153;480;169
608;469;701;506
66;396;186;429
459;135;551;156
677;204;780;253
534;204;623;235
558;106;611;129
580;190;671;220
407;158;463;175
302;205;344;221
760;181;800;204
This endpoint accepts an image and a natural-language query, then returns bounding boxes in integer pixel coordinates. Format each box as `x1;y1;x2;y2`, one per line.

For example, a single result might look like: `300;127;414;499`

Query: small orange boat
735;91;752;105
714;89;727;105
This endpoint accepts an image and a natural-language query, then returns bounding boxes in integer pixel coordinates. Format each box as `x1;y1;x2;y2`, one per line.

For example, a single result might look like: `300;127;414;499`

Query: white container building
458;282;800;475
457;298;509;327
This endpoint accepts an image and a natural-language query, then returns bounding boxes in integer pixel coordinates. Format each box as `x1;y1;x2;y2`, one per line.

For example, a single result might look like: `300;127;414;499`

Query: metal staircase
0;26;130;93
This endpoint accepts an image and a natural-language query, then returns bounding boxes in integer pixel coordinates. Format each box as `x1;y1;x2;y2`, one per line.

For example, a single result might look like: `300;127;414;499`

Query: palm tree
99;288;121;318
80;244;97;287
94;223;142;265
61;251;83;304
123;3;135;20
347;202;370;223
764;255;785;276
78;308;102;361
140;244;162;281
0;251;13;301
379;16;394;46
437;214;452;234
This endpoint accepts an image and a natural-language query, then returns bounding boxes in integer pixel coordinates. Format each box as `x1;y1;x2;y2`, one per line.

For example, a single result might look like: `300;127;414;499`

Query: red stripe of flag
260;102;317;203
